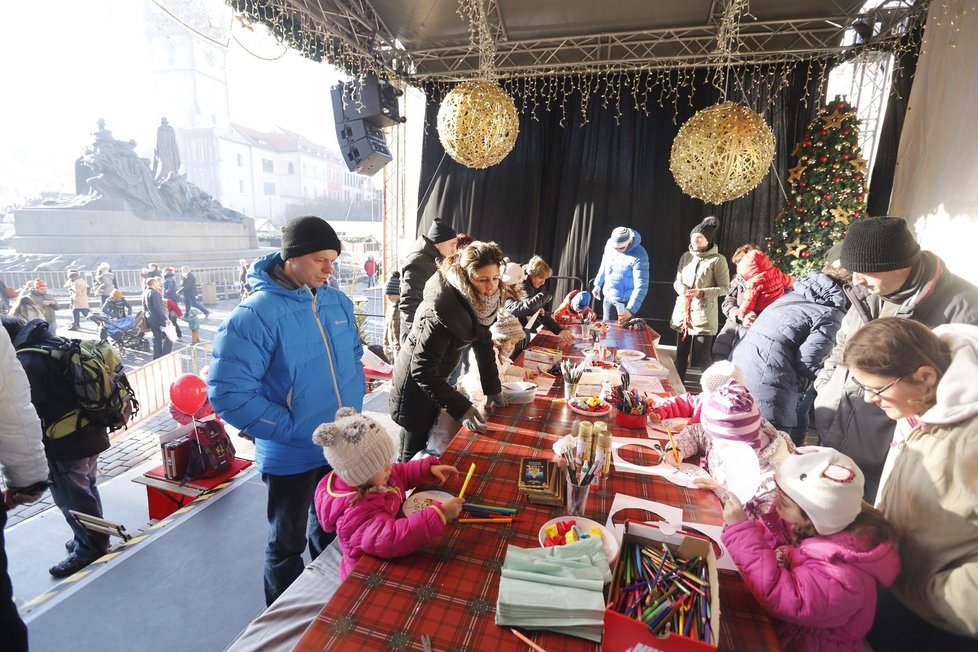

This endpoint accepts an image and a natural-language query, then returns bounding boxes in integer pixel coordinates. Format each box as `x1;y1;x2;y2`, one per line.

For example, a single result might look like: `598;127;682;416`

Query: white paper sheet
604;493;684;542
679;521;738;572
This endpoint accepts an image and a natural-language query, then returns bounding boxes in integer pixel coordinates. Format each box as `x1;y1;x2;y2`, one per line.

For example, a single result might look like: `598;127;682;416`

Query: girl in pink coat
721;447;900;652
313;408;463;580
648;360;743;425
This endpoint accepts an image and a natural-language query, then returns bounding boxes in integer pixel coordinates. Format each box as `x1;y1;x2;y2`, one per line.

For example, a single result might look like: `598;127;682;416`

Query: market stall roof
235;0;922;82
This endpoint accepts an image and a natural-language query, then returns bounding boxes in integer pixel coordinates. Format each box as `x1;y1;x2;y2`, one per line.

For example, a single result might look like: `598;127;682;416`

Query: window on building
239;180;245;192
237;154;243;167
264;182;276;195
288;162;295;175
262;159;274;173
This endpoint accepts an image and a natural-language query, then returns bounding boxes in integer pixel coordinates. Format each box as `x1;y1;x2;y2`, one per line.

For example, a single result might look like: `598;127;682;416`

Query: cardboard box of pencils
603;521;721;651
523;346;563;366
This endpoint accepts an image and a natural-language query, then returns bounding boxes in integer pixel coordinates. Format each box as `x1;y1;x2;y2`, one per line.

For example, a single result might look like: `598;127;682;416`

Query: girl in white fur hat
313;408;462;580
721;447;899;651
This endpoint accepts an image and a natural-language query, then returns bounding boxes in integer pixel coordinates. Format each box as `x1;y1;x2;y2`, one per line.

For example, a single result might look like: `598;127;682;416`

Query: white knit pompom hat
312;408;394;487
699;360;744;396
777;446;865;535
500;261;525;286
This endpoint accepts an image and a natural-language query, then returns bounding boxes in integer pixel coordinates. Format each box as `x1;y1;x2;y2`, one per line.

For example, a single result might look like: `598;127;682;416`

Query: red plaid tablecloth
296;326;777;651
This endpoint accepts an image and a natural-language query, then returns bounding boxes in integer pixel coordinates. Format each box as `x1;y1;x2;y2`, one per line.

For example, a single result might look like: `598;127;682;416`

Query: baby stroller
90;311;151;352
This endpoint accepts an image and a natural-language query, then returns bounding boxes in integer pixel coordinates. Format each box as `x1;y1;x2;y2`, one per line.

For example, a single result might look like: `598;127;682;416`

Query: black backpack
17;337;139;438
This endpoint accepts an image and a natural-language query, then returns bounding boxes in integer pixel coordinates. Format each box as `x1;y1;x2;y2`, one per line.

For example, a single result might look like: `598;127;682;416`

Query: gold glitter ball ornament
437;80;519;169
670;102;776;204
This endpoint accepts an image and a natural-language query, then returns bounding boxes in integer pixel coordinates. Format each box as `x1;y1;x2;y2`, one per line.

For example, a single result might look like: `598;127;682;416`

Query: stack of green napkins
495;537;611;642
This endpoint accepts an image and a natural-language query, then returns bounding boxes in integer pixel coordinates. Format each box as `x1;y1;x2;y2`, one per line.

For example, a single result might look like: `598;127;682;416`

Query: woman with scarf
670;216;730;384
389;241;509;461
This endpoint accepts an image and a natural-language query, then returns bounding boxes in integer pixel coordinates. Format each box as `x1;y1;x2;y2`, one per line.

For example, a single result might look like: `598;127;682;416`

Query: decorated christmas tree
766;95;869;276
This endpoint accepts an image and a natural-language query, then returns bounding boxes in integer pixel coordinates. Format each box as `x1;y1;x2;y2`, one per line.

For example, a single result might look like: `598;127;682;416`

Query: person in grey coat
731;265;850;445
814;216;978;501
398;218;458;342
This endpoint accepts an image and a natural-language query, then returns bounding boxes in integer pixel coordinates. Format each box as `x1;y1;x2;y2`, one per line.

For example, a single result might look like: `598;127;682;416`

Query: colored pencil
457;517;513;524
458;462;476;499
509;628;547;652
463;503;516;514
666;428;681;465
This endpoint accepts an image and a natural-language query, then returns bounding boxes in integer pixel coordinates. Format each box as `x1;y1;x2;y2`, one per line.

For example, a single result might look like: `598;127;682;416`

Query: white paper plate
568;397;612;417
402;490;454;516
616;349;646;361
538;516;619;565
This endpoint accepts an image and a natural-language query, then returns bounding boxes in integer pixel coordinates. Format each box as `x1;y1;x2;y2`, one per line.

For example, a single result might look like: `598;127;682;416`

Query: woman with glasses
843;318;978;650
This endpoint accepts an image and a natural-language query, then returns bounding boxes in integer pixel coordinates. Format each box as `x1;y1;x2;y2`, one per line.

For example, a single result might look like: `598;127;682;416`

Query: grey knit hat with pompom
312;407;394;486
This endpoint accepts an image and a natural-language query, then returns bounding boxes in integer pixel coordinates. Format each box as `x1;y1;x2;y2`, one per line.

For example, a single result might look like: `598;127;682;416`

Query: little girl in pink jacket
722;447;900;652
313;408;463;580
649;360;743;425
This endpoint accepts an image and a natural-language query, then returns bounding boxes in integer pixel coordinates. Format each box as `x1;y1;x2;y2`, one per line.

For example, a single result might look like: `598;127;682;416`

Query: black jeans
868;586;975;651
399;427;434;463
1;506;28;652
150;324;173;359
261;466;334;606
674;332;714;384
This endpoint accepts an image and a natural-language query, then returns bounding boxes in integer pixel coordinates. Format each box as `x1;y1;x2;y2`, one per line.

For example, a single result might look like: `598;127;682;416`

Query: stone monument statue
152;117;181;181
70;118;244;223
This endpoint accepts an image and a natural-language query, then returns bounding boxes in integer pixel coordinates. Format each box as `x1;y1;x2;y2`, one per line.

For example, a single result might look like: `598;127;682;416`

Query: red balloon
170;373;208;415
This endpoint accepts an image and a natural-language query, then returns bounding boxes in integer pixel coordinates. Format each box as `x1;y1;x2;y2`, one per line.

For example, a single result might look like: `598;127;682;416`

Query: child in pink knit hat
666;379;793;515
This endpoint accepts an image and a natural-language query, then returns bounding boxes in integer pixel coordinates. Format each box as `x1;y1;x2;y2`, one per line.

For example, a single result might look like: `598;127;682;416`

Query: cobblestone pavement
4;277;385;527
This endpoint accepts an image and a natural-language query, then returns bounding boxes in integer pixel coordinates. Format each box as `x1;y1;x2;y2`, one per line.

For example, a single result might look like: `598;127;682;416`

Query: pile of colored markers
608;541;713;644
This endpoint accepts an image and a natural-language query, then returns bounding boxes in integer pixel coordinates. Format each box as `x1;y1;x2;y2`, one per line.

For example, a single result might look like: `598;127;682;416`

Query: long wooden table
295;326;777;651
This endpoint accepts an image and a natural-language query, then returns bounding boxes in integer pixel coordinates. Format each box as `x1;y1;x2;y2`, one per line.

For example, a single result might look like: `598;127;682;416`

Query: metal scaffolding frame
265;0;920;83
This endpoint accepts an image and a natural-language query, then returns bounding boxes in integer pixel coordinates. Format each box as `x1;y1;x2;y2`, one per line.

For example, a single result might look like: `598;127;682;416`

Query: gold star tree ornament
787;163;807;183
822;108;853;129
848;157;869;174
830;206;850;225
785;238;808;258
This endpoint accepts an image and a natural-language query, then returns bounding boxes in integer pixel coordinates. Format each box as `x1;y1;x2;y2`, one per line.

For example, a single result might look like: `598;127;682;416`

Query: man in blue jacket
208;215;366;606
593;226;651;323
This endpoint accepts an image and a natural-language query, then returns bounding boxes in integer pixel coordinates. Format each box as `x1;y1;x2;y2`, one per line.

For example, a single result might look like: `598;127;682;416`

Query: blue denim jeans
48;455;109;561
261;466;334;606
602;300;627;322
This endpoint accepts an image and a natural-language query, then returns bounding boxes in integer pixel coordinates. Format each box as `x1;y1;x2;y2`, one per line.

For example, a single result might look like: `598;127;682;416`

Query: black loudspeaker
330;73;405;129
339;127;392;177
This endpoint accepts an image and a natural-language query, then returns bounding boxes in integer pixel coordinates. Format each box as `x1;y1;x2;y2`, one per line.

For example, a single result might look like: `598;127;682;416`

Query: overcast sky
0;0;346;203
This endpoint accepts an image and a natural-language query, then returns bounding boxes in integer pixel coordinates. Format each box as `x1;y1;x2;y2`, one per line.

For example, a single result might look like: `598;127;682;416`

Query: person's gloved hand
487;392;509;409
462;406;488;433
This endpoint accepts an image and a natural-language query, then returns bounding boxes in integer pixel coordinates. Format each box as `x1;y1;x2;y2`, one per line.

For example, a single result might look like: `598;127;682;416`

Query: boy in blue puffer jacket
592;226;650;323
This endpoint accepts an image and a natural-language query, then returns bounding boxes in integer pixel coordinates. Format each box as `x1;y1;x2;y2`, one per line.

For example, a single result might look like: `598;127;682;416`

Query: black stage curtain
418;64;825;331
867;17;925;218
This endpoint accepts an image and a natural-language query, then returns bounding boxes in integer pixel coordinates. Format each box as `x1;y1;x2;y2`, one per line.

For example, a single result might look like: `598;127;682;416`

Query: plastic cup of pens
565;473;592;516
563;382;579;402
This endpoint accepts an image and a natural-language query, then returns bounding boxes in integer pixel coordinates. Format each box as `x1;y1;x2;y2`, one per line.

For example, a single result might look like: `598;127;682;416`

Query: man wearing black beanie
208;214;366;606
814;216;978;502
398;217;459;342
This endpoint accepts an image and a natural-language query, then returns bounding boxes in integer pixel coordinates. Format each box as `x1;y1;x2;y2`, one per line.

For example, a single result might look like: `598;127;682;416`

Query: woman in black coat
390;241;507;461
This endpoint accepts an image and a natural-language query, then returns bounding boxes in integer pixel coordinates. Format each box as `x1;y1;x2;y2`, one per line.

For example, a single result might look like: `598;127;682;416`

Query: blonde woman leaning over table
844;318;978;650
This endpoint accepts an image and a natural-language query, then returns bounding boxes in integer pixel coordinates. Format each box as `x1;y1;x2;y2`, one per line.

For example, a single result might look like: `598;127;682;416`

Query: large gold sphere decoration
437;80;519;169
669;102;775;204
